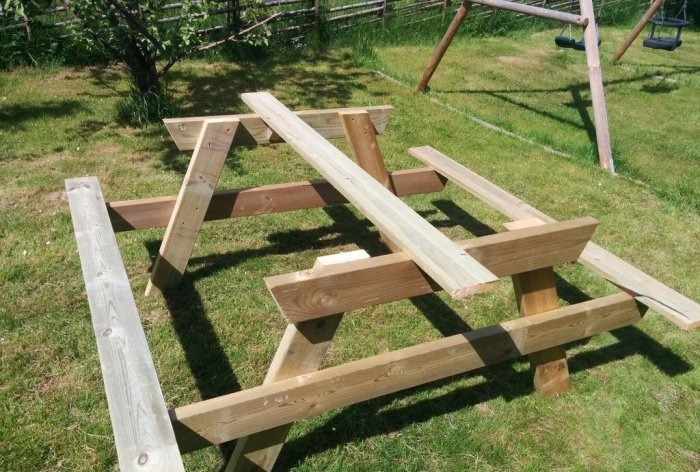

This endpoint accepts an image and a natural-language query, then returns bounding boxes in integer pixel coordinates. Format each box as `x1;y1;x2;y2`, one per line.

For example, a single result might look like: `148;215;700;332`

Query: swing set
554;0;605;51
612;0;689;61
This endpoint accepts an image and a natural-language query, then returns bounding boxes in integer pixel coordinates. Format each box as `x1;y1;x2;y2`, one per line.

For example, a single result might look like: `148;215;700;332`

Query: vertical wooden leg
225;251;369;472
416;0;472;92
339;111;401;253
505;220;571;396
145;119;239;296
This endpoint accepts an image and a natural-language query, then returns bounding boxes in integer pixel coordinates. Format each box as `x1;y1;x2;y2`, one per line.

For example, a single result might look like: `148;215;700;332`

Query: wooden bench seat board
267;217;597;322
163;105;393;150
241;92;498;299
409;145;700;330
106;168;447;232
170;293;644;452
65;176;185;472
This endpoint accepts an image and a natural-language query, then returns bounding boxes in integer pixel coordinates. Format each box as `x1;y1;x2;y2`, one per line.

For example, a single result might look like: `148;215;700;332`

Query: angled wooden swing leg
339;110;401;252
225;251;369;472
145;118;239;296
505;220;571;396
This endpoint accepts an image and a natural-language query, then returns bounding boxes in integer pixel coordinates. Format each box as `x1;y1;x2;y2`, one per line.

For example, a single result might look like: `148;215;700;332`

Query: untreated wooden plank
170;293;643;452
107;168;447;232
146;118;239;295
65;176;185;472
164;105;393;150
225;251;368;472
242;92;498;298
267;217;597;322
505;219;571;396
409;145;700;330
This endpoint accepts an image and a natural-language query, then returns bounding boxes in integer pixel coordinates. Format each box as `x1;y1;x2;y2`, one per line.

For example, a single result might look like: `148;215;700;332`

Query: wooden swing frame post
611;0;665;61
416;0;615;173
66;95;699;472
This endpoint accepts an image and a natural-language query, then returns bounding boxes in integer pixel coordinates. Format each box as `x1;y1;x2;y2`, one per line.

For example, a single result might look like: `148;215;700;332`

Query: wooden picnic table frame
66;94;697;472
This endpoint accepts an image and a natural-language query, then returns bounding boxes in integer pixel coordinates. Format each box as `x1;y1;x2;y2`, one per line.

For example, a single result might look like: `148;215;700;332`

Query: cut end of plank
450;280;499;299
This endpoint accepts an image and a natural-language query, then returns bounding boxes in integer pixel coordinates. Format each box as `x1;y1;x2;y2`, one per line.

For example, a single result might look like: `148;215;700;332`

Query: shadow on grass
145;197;692;465
0;100;88;131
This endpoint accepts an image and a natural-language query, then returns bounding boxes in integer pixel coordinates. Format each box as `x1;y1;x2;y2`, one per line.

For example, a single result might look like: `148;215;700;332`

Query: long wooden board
409;146;700;330
65;177;184;472
164;105;393;150
107;168;447;232
267;217;597;322
468;0;586;25
242;92;498;298
170;293;643;452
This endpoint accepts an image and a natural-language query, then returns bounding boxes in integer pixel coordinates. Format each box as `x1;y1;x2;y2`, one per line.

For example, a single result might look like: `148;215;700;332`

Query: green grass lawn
1;25;698;471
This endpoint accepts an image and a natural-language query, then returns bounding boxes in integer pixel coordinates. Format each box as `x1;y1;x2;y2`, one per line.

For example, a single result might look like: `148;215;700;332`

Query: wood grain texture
409;145;700;330
267;218;596;322
505;219;571;396
107;168;447;232
145;119;238;296
340;110;401;252
66;177;184;472
579;0;615;173
242;92;498;298
468;0;586;24
225;251;368;472
163;105;393;150
171;293;643;451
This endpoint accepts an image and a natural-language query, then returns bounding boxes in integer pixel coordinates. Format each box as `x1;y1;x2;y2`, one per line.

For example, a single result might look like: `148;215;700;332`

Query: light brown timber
225;251;369;472
612;0;665;62
409;145;700;330
468;0;586;24
146;119;239;296
505;219;570;396
267;217;597;322
579;0;615;173
170;293;644;452
163;106;393;151
107;168;447;232
66;176;185;472
339;110;401;252
416;0;471;91
242;92;498;298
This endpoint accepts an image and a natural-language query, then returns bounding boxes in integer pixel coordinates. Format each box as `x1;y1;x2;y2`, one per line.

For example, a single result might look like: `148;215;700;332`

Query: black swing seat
643;17;689;51
555;35;601;51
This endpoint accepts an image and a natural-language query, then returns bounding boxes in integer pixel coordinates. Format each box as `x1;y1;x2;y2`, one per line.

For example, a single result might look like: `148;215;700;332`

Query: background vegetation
0;6;698;472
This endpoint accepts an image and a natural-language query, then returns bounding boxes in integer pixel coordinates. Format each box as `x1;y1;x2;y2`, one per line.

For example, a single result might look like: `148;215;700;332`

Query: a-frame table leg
225;251;369;472
145;118;239;296
505;219;571;395
339;110;401;253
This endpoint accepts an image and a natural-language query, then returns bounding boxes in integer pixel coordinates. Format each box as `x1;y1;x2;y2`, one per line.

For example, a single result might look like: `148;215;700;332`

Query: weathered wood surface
468;0;586;24
65;176;184;472
409;146;700;330
107;168;447;232
225;251;368;472
146;119;238;295
171;293;643;451
579;0;615;173
164;105;393;150
267;217;597;322
505;219;571;396
242;92;498;298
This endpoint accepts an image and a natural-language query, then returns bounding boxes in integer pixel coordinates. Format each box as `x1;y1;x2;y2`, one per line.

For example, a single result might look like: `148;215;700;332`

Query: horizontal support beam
409;146;700;330
170;293;644;452
242;92;498;298
267;217;597;322
66;177;185;472
468;0;587;25
107;168;447;232
163;105;393;150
